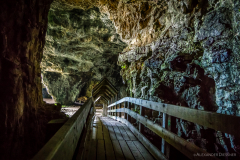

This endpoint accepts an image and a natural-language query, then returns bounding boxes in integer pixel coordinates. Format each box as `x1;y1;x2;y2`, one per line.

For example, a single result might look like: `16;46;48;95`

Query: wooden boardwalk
79;116;155;160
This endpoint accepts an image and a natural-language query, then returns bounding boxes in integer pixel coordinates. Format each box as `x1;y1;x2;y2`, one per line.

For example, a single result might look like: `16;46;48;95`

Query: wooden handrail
108;109;218;160
107;97;240;139
32;97;94;160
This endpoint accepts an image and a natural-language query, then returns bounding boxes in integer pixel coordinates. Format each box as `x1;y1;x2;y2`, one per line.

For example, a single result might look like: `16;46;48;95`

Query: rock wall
42;83;52;98
117;0;240;156
41;3;127;104
0;1;67;159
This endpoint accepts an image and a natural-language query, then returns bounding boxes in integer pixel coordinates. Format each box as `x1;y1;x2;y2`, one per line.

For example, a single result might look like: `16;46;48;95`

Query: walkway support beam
92;78;118;106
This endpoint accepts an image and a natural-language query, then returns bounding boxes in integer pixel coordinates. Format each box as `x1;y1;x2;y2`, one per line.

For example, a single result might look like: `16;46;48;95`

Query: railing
107;97;240;160
33;97;94;160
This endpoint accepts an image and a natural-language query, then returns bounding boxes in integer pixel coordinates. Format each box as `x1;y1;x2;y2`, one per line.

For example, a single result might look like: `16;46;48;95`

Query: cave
0;0;240;160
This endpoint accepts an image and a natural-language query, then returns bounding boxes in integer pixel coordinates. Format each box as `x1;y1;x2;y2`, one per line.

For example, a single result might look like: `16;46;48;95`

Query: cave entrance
40;4;127;108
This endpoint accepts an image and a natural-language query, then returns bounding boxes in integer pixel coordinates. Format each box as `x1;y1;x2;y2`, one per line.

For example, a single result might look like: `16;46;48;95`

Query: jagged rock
41;5;127;104
0;1;57;159
117;0;240;155
42;84;52;98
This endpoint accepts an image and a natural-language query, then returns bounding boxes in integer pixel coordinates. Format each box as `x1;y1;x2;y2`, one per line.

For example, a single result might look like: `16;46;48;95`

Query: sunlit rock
41;5;127;104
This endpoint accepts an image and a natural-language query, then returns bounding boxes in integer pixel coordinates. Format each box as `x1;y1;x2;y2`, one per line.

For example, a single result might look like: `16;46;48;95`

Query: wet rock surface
118;0;240;157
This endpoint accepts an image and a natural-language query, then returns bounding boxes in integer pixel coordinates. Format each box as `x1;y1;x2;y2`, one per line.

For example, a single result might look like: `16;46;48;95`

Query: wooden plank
112;140;125;160
121;125;137;141
126;141;144;160
97;140;105;160
102;120;110;126
81;144;90;160
107;97;240;139
97;125;103;140
108;126;117;140
133;141;154;160
87;140;97;160
75;115;94;160
81;125;92;160
103;126;111;140
109;115;219;160
117;126;130;140
105;139;116;160
118;140;135;160
92;124;97;140
112;126;124;140
95;117;102;125
102;119;111;140
130;124;166;160
109;116;167;160
101;119;110;126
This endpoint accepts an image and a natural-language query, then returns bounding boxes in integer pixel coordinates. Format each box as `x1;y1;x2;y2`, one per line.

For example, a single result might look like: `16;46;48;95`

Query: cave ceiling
41;0;128;104
41;0;172;104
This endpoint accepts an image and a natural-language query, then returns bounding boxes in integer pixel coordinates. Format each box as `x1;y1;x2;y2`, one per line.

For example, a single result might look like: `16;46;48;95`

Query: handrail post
124;101;126;119
166;115;171;159
161;113;171;155
161;113;172;157
115;104;116;118
161;113;166;154
127;101;129;121
117;105;119;118
115;94;117;119
107;101;109;116
139;105;142;133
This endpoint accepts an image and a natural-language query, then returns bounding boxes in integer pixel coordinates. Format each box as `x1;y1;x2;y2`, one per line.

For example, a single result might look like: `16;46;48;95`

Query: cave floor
78;116;155;160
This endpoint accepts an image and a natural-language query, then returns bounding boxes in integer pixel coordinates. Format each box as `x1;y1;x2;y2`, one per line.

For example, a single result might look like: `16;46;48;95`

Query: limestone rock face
57;0;169;51
42;85;52;98
41;4;127;104
118;0;240;155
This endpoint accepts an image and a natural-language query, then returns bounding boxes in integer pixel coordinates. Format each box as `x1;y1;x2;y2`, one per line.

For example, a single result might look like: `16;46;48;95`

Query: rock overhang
41;2;127;104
